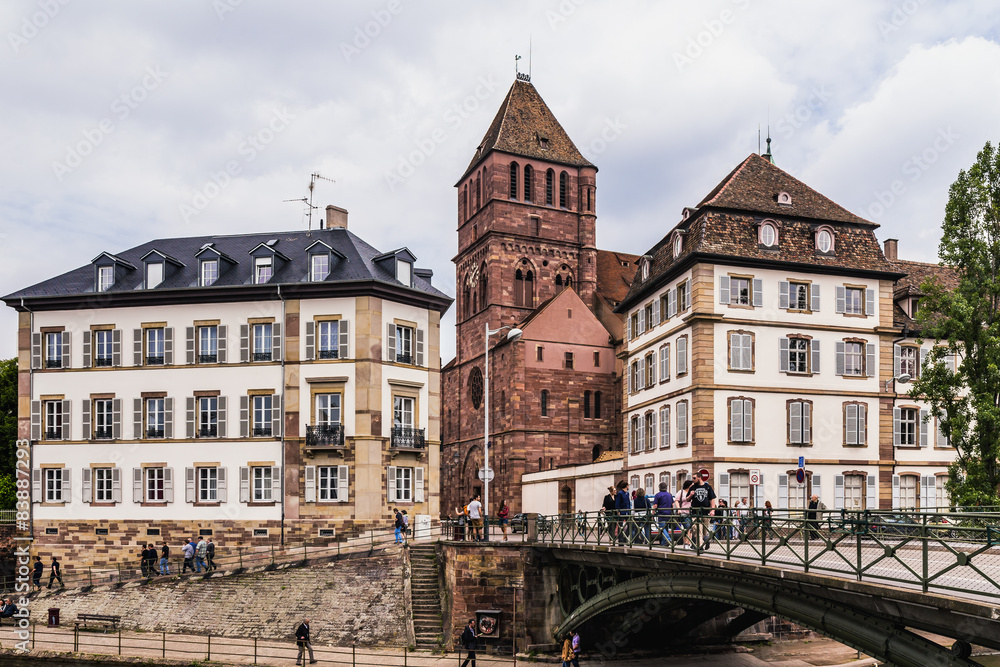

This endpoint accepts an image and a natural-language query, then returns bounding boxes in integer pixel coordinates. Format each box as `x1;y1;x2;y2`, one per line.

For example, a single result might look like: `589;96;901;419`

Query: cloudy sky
2;1;999;362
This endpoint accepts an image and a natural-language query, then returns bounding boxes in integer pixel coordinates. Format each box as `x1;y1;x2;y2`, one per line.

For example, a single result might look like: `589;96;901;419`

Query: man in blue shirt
614;480;631;544
653;482;674;545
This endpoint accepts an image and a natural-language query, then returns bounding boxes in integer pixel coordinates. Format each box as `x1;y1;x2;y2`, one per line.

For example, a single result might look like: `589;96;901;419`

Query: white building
4;206;452;566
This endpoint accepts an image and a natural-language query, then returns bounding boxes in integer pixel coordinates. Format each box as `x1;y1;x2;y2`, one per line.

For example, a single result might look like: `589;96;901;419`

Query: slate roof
618;154;901;311
596;249;640;307
890;258;959;328
460;79;594;182
3;227;451;310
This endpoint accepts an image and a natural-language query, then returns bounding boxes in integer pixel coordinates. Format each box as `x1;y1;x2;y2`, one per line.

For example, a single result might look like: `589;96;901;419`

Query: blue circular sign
796;468;805;484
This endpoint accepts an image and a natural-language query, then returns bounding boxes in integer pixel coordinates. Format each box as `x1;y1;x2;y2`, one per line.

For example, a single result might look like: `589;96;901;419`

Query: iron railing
95;357;113;367
198;425;218;437
390;426;425;449
145;355;164;365
93;428;113;439
534;508;1000;602
198;354;218;364
253;426;273;437
306;424;345;448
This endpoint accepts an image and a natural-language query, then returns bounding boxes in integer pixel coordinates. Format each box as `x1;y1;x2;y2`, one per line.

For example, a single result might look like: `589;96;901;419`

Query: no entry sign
699;468;710;482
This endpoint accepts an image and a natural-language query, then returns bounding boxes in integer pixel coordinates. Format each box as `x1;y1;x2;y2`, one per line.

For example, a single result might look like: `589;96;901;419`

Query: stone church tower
441;78;634;518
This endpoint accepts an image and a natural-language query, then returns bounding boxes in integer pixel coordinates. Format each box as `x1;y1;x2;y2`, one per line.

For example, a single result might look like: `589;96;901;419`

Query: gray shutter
730;400;741;441
386;323;396;361
835;475;844;509
803;403;811;444
835;286;846;314
272;323;282;361
778;474;788;509
31;332;41;369
111;468;122;502
627;316;632;340
339;320;349;359
919;346;928;377
338;465;349;501
387;466;397;502
752;279;763;307
893;407;901;446
778;281;789;309
240;396;249;437
779;338;789;372
272;394;282;436
218;325;228;364
271;466;281;500
866;343;877;377
163;327;173;365
62;331;71;368
811;339;820;374
113;399;122;440
835;342;845;376
30;401;40;441
846;404;858;445
415;467;425;503
186;327;196;364
305;321;315;361
240;466;250;502
812;474;822;502
790;401;801;443
31;469;41;503
186;397;196;439
919;409;929;447
893;344;901;378
62;468;71;501
218;396;227;438
133;398;143;439
668;289;677;317
811;283;821;312
744;400;753;441
866;474;877;510
83;331;92;368
61;399;71;440
719;276;730;304
638;307;645;334
719;473;729;503
304;465;316;503
677;337;687;375
858;405;866;445
133;328;143;366
892;475;900;508
82;399;91;440
240;324;250;363
652;298;660;324
112;328;122;367
416;328;425;367
133;467;143;503
82;468;92;503
164;397;174;439
186;467;196;503
163;467;174;503
217;467;228;503
866;288;876;317
684;282;691;310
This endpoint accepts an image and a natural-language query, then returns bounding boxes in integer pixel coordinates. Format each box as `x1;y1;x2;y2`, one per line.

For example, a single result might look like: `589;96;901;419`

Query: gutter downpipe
22;298;34;541
277;284;286;547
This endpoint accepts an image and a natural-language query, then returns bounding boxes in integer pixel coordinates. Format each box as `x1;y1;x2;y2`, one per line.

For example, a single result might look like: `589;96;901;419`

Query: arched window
541;389;549;416
482;167;487;205
565;275;572;289
475;177;481;210
586;188;591;212
509;163;518;199
538;457;543;471
514;268;534;308
555;275;563;287
559;171;568;208
594;391;602;419
462;185;468;220
545;169;554;205
472;291;478;313
478;265;488;311
524;165;533;201
463;283;471;319
583;390;591;418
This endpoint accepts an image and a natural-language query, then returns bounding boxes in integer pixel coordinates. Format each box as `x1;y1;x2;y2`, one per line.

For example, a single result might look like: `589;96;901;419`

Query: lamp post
484;323;522;541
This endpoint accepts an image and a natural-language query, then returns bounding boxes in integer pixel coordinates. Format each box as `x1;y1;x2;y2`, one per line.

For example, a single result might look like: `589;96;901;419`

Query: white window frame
146;327;165;364
730;277;751;306
198;467;218;502
316;393;342;426
318;466;340;501
394;395;415;429
311;254;330;282
199;325;218;362
45;332;63;368
146;262;164;289
729;333;752;371
252;323;273;361
253;466;273;502
199;396;219;437
146;467;165;502
254;256;273;284
94;467;114;502
317;320;339;359
392;466;413;502
44;468;64;502
95;329;114;366
94;399;114;439
98;265;114;292
395;325;414;364
200;259;219;286
253;395;273;436
844;287;864;315
146;398;165;438
898;407;918;446
44;400;63;439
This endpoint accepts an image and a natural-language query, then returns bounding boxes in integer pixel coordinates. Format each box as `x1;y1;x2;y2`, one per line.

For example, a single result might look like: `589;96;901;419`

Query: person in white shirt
735;497;750;538
467;495;483;541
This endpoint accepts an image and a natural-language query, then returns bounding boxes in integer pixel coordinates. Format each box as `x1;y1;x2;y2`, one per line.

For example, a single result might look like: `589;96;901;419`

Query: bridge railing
535;507;1000;601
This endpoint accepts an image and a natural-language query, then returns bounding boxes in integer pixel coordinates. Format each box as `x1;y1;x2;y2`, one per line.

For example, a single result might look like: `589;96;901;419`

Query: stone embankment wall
29;549;412;646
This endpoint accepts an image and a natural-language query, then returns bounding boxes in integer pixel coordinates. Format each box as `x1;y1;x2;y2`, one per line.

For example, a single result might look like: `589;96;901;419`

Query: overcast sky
2;1;999;362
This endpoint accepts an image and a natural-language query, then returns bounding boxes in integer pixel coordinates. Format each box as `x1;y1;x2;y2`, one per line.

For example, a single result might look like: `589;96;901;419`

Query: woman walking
497;500;510;541
561;632;575;667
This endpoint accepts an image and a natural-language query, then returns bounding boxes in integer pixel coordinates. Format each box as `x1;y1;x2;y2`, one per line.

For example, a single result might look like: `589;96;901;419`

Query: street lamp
484;323;522;541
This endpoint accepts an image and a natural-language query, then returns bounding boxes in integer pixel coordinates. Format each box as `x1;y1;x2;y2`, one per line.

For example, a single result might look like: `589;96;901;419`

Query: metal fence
0;509;16;524
535;507;1000;601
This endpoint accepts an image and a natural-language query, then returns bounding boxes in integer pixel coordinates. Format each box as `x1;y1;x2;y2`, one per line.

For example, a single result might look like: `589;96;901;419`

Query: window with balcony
318;321;340;359
146;398;165;438
93;399;114;439
392;395;424;448
253;395;273;437
44;400;64;440
392;324;413;365
199;326;218;364
198;397;218;437
94;329;113;367
146;328;165;366
45;332;64;368
253;323;273;362
308;394;344;448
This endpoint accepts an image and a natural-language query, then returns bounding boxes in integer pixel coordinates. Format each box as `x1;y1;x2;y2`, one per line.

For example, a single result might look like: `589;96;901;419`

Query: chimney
884;238;898;261
325;205;348;230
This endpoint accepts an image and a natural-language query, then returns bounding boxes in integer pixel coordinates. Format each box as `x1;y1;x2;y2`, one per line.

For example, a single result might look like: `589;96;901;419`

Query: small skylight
266;239;278;247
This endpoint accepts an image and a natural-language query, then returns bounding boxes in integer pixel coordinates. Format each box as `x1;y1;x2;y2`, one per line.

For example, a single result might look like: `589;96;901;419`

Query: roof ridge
700;154;756;207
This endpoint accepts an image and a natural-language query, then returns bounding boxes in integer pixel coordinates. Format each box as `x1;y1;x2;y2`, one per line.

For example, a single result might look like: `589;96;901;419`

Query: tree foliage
0;358;16;479
913;141;1000;507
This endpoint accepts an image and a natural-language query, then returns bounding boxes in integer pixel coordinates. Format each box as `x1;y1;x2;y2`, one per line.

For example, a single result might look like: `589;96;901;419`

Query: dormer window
311;254;330;282
816;227;835;254
538;134;549;149
759;221;778;248
777;191;792;206
201;260;219;286
673;235;683;259
254;256;273;284
98;265;114;292
146;262;164;289
641;260;649;281
397;259;412;287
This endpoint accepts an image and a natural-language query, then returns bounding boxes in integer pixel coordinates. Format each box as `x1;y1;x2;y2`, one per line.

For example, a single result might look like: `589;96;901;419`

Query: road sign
749;469;761;486
798;456;805;468
796;468;805;484
699;468;710;482
478;468;495;482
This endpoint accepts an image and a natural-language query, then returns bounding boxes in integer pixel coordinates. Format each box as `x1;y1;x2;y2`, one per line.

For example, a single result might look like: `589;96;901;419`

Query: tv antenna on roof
284;172;336;230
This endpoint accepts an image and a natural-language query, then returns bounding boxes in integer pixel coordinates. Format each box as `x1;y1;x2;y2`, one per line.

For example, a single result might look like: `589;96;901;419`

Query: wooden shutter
627;316;632;340
779;338;789;372
811;339;820;374
923;475;936;509
217;467;228;503
30;401;40;441
31;469;41;503
684;282;691;309
186;327;196;364
338;465;349;501
810;284;820;312
677;403;687;444
846;404;858;445
111;467;122;503
62;331;71;368
835;341;845;376
218;325;228;364
386;323;396;361
239;467;250;502
271;466;281;501
61;469;71;501
240;396;249;437
186;397;196;439
660;346;669;380
743;400;753;442
652;298;660;324
31;332;41;369
133;468;143;503
82;468;92;504
668;289;677;317
866;344;876;377
730;400;742;442
112;328;122;366
865;289;875;317
892;407;901;446
83;330;92;368
834;475;844;509
164;397;174;439
82;399;91;440
637;358;644;390
719;276;730;304
637;417;644;450
835;286;845;313
305;321;315;360
339;320;350;359
858;405;866;445
240;324;250;362
677;337;687;375
163;327;174;365
789;402;801;443
802;403;811;444
866;475;876;510
133;328;143;365
782;280;793;308
638;307;645;334
778;474;788;509
163;467;174;503
271;394;282;437
133;398;143;439
752;279;763;307
387;466;397;502
218;396;227;438
272;323;282;361
891;475;900;509
415;467;425;502
112;398;122;440
719;473;729;504
61;399;71;440
416;328;425;366
185;467;196;503
812;474;822;501
893;344;901;378
919;409;929;447
304;466;316;503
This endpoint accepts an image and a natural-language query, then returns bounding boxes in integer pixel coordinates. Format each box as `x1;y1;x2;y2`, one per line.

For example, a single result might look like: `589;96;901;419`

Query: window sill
842;443;868;448
194;502;222;507
247;501;276;507
726;303;755;310
728;441;756;445
894;445;923;450
786;443;813;447
841;313;868;318
90;502;117;507
40;502;67;507
728;369;755;374
315;500;348;504
786;309;814;315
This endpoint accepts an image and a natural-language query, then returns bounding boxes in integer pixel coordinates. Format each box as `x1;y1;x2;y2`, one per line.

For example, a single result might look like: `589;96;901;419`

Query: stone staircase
409;544;444;648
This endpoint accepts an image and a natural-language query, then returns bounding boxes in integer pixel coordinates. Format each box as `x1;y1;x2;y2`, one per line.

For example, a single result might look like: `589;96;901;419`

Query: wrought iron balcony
45;359;62;369
199;425;218;437
146;427;165;438
44;429;62;440
95;357;112;367
391;426;425;449
306;424;345;448
395;352;413;365
93;428;113;439
319;349;339;359
198;354;218;364
253;426;273;437
253;352;272;362
146;355;165;366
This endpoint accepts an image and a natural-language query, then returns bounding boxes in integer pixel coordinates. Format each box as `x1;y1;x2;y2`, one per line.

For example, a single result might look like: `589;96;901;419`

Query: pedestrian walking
206;538;217;570
685;476;717;550
460;618;477;667
734;497;750;538
497;500;510;541
144;544;158;577
653;482;674;545
139;545;150;578
394;508;404;544
48;555;64;588
295;618;316;664
561;632;575;667
633;490;651;543
467;494;483;541
614;480;632;543
159;541;171;575
402;510;409;540
182;538;195;573
600;486;617;540
195;536;208;573
31;556;43;591
571;630;581;667
807;494;826;540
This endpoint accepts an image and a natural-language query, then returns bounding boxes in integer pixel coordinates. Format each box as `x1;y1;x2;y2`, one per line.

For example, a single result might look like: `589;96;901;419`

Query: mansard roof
460;79;594;182
617;154;902;311
4;227;452;313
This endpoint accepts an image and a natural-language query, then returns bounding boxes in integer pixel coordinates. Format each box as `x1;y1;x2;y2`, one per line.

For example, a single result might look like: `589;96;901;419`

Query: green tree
913;141;1000;507
0;358;16;478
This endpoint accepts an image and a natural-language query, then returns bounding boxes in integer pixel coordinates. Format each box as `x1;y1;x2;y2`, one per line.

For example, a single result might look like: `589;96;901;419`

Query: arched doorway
559;485;574;515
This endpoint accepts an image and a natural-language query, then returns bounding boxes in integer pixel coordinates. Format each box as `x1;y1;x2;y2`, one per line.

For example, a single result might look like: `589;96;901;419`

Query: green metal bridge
531;508;1000;666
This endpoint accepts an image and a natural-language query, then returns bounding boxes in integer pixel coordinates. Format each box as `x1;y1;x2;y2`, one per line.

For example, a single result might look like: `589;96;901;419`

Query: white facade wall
521;460;620;515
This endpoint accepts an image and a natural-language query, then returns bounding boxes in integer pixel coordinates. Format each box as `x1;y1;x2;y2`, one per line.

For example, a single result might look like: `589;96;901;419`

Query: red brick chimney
325;205;348;230
884;238;898;261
